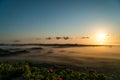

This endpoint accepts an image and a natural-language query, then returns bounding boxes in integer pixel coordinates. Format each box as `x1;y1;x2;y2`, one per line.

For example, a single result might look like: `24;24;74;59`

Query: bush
0;62;106;80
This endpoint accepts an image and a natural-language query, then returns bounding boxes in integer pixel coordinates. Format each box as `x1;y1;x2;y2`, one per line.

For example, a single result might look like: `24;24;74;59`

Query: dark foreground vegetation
0;62;106;80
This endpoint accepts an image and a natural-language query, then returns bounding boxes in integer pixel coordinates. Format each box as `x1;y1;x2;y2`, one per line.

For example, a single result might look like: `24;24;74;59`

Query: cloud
13;40;21;42
46;37;52;40
55;37;71;40
63;37;69;40
56;37;62;40
36;38;41;40
81;36;89;39
45;36;71;40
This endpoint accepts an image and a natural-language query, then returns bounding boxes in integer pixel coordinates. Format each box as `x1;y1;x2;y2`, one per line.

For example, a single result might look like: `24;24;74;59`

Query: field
0;44;120;80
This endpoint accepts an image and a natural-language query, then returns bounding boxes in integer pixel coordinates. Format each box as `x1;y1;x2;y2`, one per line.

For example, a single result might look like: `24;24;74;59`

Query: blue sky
0;0;120;44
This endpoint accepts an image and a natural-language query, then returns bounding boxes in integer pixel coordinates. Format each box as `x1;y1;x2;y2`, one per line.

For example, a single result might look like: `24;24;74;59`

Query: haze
0;0;120;45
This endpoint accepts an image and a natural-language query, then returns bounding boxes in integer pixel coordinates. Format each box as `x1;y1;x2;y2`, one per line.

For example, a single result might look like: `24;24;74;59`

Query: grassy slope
0;62;106;80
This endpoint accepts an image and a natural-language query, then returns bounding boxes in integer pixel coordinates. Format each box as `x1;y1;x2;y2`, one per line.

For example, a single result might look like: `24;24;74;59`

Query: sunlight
98;33;106;40
96;33;107;44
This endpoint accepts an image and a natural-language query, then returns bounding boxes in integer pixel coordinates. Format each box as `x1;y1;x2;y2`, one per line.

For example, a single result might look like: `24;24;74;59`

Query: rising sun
98;33;106;40
96;33;107;44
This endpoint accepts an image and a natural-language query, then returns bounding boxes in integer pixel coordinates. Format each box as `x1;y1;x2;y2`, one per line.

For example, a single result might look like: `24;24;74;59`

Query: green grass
0;62;106;80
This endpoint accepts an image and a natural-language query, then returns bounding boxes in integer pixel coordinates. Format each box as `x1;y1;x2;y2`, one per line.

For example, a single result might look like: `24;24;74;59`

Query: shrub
0;62;106;80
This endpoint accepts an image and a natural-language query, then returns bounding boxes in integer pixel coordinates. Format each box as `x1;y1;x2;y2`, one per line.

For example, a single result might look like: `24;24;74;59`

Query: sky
0;0;120;44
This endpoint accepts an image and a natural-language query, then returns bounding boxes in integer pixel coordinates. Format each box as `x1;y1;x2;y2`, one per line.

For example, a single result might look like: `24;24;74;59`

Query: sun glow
98;33;106;40
96;33;107;44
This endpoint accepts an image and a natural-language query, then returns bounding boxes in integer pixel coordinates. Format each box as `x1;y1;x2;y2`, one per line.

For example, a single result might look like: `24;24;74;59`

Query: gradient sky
0;0;120;44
